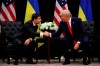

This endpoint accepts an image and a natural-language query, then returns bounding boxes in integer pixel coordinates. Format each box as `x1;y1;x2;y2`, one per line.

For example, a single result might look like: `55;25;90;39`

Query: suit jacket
22;20;40;41
52;17;86;44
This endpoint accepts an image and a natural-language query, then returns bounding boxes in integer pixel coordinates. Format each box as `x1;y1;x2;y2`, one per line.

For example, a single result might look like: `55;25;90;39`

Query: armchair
0;21;23;64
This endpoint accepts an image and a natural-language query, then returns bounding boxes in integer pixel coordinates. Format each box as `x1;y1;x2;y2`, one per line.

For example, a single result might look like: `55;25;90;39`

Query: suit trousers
24;41;36;60
59;36;90;60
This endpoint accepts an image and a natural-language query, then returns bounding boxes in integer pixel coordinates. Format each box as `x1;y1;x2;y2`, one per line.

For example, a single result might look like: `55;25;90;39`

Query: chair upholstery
82;21;94;61
0;21;23;64
82;21;94;48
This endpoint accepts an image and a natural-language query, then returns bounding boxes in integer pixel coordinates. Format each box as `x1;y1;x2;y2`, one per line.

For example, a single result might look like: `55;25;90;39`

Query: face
34;16;42;24
60;14;69;22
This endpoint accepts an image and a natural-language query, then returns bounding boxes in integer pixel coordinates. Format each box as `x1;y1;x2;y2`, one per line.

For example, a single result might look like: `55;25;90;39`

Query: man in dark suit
22;13;48;64
45;10;90;65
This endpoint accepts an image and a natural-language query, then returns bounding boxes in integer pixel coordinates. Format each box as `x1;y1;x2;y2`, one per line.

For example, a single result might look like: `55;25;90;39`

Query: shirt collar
32;21;36;26
68;17;71;23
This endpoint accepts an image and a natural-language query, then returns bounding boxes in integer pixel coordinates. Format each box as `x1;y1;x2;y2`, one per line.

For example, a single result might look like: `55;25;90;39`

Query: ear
34;19;37;22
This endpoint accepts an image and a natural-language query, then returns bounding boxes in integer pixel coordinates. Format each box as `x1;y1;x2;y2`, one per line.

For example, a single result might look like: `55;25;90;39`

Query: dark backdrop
15;0;98;34
16;0;98;35
14;0;97;21
0;0;98;27
0;0;99;42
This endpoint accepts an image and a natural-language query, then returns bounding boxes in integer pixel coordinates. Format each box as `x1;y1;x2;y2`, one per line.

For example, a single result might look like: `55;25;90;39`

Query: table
35;38;61;63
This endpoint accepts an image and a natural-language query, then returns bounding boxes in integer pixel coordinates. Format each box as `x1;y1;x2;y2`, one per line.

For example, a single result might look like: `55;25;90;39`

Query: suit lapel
30;21;38;32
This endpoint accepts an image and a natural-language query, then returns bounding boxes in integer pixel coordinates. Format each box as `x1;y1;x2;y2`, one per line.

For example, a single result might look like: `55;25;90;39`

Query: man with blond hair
45;10;90;65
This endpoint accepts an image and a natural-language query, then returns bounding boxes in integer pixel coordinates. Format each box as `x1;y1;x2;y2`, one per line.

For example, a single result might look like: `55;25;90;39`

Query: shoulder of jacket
72;17;81;21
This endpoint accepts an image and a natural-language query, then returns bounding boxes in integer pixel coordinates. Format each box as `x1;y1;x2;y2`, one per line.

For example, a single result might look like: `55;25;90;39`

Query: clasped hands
43;31;51;37
24;31;80;50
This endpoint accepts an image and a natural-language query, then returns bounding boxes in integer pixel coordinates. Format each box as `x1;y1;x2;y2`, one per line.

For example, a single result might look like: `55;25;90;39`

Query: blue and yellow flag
78;0;93;21
24;0;40;22
24;0;43;48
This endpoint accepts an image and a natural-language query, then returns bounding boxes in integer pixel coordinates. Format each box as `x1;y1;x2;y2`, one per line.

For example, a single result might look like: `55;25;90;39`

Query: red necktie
67;22;77;45
67;22;73;36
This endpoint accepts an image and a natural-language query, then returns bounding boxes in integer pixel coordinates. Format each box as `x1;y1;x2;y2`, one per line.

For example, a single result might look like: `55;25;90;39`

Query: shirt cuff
30;38;33;41
40;32;43;37
50;33;52;37
77;41;81;44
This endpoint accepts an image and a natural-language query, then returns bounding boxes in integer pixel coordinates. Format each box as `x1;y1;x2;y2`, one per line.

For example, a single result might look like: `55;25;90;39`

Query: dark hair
31;13;40;20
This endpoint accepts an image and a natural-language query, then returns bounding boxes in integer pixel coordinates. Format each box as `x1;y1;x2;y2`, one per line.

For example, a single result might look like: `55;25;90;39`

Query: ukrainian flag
78;0;93;21
24;0;40;22
24;0;43;48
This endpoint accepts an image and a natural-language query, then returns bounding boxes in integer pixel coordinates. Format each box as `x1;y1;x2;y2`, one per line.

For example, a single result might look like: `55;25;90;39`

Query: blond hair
60;10;72;17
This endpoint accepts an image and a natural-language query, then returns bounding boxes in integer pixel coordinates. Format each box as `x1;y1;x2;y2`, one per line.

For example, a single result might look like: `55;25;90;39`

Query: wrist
40;32;43;37
50;33;52;37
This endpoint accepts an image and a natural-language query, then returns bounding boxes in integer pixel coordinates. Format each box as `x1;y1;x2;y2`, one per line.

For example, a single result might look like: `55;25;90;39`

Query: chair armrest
12;32;23;39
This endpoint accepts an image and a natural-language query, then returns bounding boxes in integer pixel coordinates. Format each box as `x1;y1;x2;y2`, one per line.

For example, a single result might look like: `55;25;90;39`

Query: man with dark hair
22;13;48;64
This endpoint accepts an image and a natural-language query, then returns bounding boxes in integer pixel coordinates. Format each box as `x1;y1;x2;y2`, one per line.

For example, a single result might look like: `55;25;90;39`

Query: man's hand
43;31;50;37
74;42;80;50
24;38;32;45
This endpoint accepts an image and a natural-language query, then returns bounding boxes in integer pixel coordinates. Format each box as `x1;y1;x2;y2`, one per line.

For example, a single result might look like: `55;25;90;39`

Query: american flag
0;0;16;21
53;0;68;38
